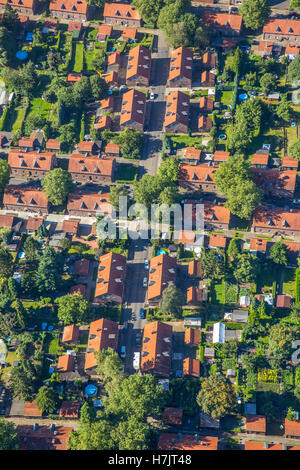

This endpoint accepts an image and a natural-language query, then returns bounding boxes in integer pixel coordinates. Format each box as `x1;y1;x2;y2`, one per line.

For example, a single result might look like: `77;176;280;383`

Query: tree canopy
240;0;270;30
42;168;74;206
160;284;185;318
0;419;19;450
57;293;91;325
196;374;236;419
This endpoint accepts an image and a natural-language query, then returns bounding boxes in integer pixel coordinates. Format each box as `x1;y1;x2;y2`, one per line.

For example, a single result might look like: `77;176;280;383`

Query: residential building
164;91;190;134
180;147;202;164
120;88;146;132
122;27;137;41
251;153;270;169
94;252;127;305
276;294;291;308
204;202;231;230
68;154;115;184
0;0;38;15
74;258;90;277
107;51;121;72
251;168;297;199
141;321;173;378
103;3;141;27
285;419;300;438
202;11;243;38
49;0;92;21
198;115;212;131
282;156;299;171
25;216;44;234
67;191;112;217
105;142;121;157
246;415;266;435
163;408;183;426
59;401;80;419
84;318;119;371
62;324;80;344
188;260;204;278
183;357;201;377
201;70;215;87
187;286;206;305
209;233;227;249
168;46;193;88
77;140;101;155
262;18;300;46
62;219;79;236
252;206;300;237
147;254;177;303
46;139;61;152
179;163;217;193
3;187;49;214
244;442;300;450
213;150;230;163
158;434;218;450
126;45;151;87
96;24;112;41
185;328;201;346
67;72;83;84
18;137;39;150
202;51;216;69
18;425;73;450
57;354;75;373
8;149;56;179
199;96;214;113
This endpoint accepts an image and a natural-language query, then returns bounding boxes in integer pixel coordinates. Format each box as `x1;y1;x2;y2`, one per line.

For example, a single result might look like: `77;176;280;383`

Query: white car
149;92;155;100
144;259;149;270
143;277;148;288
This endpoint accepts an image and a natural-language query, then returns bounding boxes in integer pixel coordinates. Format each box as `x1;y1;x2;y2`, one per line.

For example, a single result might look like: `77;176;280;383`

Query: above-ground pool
16;50;28;60
219;134;227;141
85;384;98;397
239;93;248;101
157;249;167;256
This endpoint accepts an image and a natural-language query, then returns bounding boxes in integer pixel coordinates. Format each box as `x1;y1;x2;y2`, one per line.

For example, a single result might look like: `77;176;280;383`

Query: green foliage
115;128;143;160
257;368;277;383
196;374;236;419
288;55;300;82
36;385;59;415
0;419;19;450
240;0;270;30
160;284;185;318
35;246;63;294
42;168;74;206
57;293;91;325
270;241;288;266
289;140;300;161
0;159;11;193
202;249;225;280
268;324;298;360
233;252;259;283
0;248;12;278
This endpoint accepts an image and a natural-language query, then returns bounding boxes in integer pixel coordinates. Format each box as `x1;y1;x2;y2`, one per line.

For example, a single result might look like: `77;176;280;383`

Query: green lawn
211;282;225;304
116;163;138;183
169;134;202;149
10;105;27;132
0;351;17;382
73;42;84;72
221;90;234;106
282;268;296;299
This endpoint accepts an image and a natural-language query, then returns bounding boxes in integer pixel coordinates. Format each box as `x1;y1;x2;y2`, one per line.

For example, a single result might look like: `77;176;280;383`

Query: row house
68;154;115;183
67;191;112;217
168;46;193;88
95;115;111;131
126;45;151;87
202;11;243;38
180;147;202;165
103;2;141;28
262;18;300;46
202;51;216;69
141;321;173;378
62;324;80;345
183;357;200;377
201;70;215;87
3;186;49;214
8;150;56;179
95;97;114;122
104;70;118;86
49;0;93;21
107;51;121;73
198;115;212;132
96;24;113;42
179;163;217;193
252;206;300;237
251;168;297;200
282;156;299;171
251;152;270;169
199;96;214;113
120;88;146;132
94;252;127;305
84;318;119;372
76;140;101;155
158;434;218;451
164;91;190;134
0;0;38;15
148;254;177;304
204;202;231;231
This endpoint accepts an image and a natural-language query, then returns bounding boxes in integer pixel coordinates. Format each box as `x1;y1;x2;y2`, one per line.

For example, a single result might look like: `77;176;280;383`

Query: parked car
139;308;145;319
149;92;155;100
144;259;149;270
120;346;126;358
143;278;148;288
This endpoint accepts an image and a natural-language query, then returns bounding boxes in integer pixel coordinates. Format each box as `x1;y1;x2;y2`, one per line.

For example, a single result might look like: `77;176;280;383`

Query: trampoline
219;134;227;140
49;367;54;374
85;384;97;397
239;93;248;101
16;50;28;60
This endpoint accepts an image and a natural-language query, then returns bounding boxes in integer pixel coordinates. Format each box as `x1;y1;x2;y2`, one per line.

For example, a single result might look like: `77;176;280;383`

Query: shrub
258;368;278;383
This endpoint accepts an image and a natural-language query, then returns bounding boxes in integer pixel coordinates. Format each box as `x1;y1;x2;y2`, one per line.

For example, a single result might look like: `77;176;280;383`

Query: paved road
4;416;79;430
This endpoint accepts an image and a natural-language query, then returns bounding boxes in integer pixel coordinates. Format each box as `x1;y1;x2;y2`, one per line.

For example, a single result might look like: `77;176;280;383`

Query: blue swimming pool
239;93;248;101
85;384;98;397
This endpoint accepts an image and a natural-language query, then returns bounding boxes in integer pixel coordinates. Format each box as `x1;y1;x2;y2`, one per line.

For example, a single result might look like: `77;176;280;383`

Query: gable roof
184;147;202;161
49;0;88;14
246;415;266;433
199;96;214;111
158;434;218;450
169;46;193;82
213;150;230;162
59;401;80;418
46;139;61;150
251;168;297;194
84;317;119;370
163;407;183;426
18;137;36;148
282;156;298;169
70;284;86;296
62;219;79;234
57;354;75;372
62;324;80;343
4;186;48;208
105;142;121;155
276;294;291;308
252;206;300;232
68;154;114;176
8;149;56;171
250;238;267;252
95;251;126;301
148;254;177;301
202;11;243;31
263;18;300;36
185;328;201;346
18;425;73;450
24;400;43;417
183;357;200;377
179;162;216;183
285;419;300;436
103;3;141;21
122;27;137;39
165;91;190;128
0;214;15;228
120;88;146;126
141;321;173;376
188;259;204;277
209;233;227;248
67;72;83;83
74;258;90;276
252;153;269;166
202;51;216;67
204;202;231;226
107;51;120;66
97;24;112;38
67;191;112;214
126;45;151;81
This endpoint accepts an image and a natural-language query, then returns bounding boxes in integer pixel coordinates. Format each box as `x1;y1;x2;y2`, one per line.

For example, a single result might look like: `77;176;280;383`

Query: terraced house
49;0;92;21
84;318;119;372
179;163;217;193
168;46;193;88
3;187;49;214
120;88;146;132
164;91;190;134
262;18;300;46
0;0;38;15
68;154;116;184
147;254;177;304
126;45;151;87
67;191;112;217
141;321;173;378
8;150;56;179
103;2;141;28
94;252;127;305
252;206;300;237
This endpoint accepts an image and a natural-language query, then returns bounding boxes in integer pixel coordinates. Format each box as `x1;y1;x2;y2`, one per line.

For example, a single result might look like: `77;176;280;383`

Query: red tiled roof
252;153;269;165
282;157;298;169
187;286;203;304
105;142;121;155
209;233;226;248
49;0;88;15
158;434;218;450
163;407;183;426
0;214;15;228
68;154;115;176
202;11;243;31
26;216;44;231
188;260;204;277
97;24;112;38
183;357;200;377
177;230;196;244
169;46;193;83
24;401;43;417
244;442;299;450
148;254;177;301
57;354;75;372
263;18;300;36
67;72;83;83
59;401;80;418
198;115;212;130
204;202;231;225
0;0;35;10
95;252;126;302
46;139;61;150
8;149;56;171
184;147;201;161
202;51;216;67
285;419;300;436
18;137;35;148
68;21;82;33
251;168;296;194
84;318;119;370
122;27;137;40
18;425;73;450
165;91;190;129
141;321;173;377
213;151;230;162
62;219;79;234
120;88;146;127
74;258;90;276
4;186;48;209
276;294;291;308
250;238;267;252
285;45;300;55
67;191;112;215
246;415;266;433
179;162;216;184
199;96;214;111
127;45;151;82
185;328;201;346
62;324;80;343
201;70;215;85
95;115;111;130
107;51;120;66
252;206;300;232
103;3;141;21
